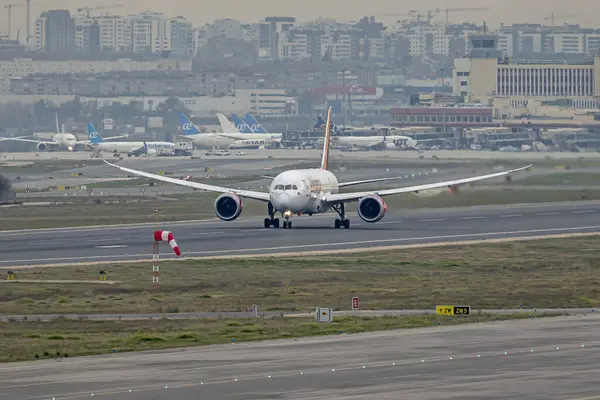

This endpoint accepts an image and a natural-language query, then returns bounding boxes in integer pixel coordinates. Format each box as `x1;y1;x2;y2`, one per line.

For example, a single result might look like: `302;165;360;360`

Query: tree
155;97;190;127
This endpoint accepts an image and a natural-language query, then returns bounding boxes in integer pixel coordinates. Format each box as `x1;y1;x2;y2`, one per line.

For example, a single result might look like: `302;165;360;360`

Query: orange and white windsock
153;230;181;256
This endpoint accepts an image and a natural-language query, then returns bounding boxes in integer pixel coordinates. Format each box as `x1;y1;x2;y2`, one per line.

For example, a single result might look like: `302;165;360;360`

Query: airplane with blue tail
243;114;269;134
87;123;175;157
179;113;282;149
314;115;419;150
231;114;254;133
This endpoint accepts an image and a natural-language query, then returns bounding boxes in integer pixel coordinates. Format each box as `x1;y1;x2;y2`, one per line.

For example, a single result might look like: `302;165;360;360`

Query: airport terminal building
452;35;600;110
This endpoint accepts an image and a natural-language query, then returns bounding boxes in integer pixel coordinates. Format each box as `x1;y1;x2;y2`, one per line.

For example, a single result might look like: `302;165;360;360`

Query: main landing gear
264;202;280;228
332;203;350;229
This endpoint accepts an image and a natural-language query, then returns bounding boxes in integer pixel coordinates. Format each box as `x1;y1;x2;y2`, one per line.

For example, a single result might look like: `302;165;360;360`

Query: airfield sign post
352;297;359;311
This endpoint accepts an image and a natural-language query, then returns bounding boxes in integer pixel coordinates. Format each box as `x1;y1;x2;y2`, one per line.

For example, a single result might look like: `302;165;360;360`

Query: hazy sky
8;0;600;36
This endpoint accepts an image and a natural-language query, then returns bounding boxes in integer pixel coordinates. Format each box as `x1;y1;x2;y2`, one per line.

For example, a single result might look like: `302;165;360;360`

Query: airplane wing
214;133;281;141
213;132;247;140
324;165;532;204
338;176;410;188
0;137;57;145
103;160;271;202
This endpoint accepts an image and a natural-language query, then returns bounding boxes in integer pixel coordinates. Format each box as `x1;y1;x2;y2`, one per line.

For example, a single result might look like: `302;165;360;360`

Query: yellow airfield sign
436;305;470;316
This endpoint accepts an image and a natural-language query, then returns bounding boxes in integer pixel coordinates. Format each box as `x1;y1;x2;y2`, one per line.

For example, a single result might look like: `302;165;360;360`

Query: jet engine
145;148;157;157
357;194;387;223
37;142;47;151
214;193;243;221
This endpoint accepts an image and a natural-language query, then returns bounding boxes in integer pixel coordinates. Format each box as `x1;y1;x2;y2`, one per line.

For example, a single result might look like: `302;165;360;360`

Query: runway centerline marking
499;214;522;218
3;224;600;266
572;210;595;214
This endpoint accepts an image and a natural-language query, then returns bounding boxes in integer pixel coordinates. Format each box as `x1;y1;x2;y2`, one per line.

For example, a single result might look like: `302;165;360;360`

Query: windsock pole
152;230;181;288
152;241;160;288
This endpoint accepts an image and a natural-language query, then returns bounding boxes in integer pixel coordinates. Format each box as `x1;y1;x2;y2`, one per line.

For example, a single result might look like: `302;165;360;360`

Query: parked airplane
104;108;532;229
243;114;269;133
231;114;254;133
315;116;418;150
178;113;281;149
231;113;270;134
87;123;174;157
0;114;125;152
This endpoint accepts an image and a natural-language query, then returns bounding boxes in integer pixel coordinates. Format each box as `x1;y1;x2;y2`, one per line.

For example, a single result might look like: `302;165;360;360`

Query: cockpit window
274;184;283;190
292;185;298;190
284;184;292;190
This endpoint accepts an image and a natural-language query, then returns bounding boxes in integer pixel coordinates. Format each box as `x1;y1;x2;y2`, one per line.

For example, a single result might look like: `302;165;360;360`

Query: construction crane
24;0;61;47
544;12;574;26
4;3;23;40
383;7;489;26
438;7;490;26
76;4;123;18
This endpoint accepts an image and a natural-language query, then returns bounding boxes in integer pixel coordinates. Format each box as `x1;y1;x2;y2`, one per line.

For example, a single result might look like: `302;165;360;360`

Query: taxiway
1;314;600;399
2;201;600;267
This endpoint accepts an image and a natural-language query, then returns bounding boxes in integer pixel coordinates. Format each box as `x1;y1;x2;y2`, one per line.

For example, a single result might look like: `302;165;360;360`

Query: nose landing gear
332;203;350;229
282;215;292;229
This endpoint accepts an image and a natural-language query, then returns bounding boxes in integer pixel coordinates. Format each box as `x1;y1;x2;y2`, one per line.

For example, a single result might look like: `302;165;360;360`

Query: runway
2;314;600;399
3;201;600;267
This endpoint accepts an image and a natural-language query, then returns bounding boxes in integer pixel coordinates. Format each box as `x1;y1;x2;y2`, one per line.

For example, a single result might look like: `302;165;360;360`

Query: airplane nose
270;191;291;212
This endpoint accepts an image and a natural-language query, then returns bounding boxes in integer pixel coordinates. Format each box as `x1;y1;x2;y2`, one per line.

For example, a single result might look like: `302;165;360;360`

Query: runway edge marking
3;231;600;269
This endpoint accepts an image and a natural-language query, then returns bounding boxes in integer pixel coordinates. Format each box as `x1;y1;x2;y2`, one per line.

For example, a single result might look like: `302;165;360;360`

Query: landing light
284;211;292;217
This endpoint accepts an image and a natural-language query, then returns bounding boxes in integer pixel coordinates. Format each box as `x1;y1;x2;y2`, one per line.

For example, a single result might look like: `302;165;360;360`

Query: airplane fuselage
269;169;339;215
334;135;417;149
183;133;281;148
92;141;174;154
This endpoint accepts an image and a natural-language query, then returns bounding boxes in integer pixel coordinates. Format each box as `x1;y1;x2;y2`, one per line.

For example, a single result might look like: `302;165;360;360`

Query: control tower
469;35;502;59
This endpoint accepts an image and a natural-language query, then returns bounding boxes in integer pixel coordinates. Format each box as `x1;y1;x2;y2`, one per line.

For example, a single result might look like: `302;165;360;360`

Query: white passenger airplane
104;108;532;229
179;113;281;149
87;123;175;157
0;114;125;152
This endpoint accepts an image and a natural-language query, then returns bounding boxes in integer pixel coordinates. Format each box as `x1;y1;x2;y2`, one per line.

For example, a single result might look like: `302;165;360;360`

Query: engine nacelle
357;195;387;223
214;193;243;221
146;149;157;156
37;142;47;151
384;142;396;149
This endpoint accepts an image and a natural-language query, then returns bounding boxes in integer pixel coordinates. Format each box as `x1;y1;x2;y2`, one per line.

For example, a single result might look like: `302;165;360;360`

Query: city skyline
3;0;599;38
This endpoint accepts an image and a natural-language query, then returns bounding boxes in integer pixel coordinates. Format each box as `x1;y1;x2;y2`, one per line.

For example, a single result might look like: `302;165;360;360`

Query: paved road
2;314;600;399
3;201;600;267
0;308;595;322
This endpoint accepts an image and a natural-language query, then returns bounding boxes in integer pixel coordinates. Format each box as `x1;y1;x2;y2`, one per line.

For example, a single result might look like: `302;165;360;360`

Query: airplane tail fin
312;116;324;130
243;114;268;133
216;113;240;133
231;114;253;133
87;123;103;144
179;113;201;135
55;113;60;133
315;115;340;136
320;107;332;170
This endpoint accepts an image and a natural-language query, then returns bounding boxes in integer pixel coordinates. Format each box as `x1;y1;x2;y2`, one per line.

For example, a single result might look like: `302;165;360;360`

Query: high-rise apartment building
255;16;295;59
35;9;75;53
41;11;193;54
